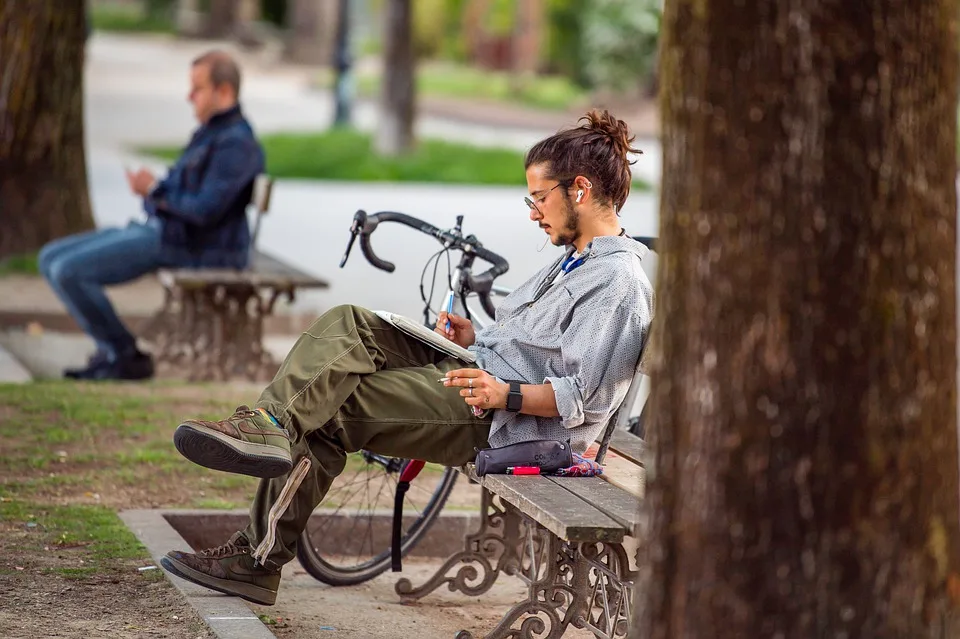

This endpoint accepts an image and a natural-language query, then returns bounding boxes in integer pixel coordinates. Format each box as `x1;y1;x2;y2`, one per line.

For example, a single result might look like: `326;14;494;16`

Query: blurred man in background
39;50;265;381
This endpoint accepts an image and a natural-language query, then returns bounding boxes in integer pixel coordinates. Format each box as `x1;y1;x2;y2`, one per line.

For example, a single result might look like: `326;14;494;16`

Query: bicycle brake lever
340;230;358;268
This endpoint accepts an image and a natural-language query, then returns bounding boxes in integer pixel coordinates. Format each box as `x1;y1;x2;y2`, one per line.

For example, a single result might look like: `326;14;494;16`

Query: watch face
507;383;523;411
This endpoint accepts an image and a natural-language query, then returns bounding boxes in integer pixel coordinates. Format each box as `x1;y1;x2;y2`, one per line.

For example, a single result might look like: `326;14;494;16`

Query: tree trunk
512;0;543;76
0;1;94;260
203;0;238;38
284;0;338;65
376;0;415;156
634;1;960;637
462;0;491;66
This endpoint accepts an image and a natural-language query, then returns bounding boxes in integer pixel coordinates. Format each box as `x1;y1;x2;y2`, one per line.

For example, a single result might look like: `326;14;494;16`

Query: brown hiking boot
160;535;280;605
173;405;293;478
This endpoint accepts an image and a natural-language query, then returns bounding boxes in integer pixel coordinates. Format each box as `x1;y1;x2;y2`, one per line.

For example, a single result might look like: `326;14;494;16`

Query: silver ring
469;379;473;388
469;388;473;397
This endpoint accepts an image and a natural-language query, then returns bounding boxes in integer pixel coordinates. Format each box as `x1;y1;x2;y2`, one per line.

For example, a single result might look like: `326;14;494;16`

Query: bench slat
477;473;627;543
607;429;645;466
549;476;642;535
160;250;329;289
585;442;645;499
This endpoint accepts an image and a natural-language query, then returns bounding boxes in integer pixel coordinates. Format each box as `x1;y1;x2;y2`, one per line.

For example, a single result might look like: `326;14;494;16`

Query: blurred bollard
332;0;353;127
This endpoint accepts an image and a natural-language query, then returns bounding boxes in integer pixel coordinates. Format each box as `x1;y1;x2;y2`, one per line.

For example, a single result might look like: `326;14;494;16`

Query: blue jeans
38;221;164;359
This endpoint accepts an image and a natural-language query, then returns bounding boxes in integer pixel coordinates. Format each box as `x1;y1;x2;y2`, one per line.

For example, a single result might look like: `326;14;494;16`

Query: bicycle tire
627;401;648;440
297;455;458;586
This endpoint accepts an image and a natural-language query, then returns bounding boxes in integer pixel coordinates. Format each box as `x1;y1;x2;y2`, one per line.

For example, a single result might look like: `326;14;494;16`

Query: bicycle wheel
627;401;648;440
297;452;458;586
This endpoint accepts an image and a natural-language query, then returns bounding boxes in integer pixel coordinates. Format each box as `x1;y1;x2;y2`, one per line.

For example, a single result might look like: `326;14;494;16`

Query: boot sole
160;556;278;606
174;423;293;479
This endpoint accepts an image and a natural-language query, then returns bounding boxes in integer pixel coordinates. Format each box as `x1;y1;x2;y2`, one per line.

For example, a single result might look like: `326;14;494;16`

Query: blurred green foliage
90;2;175;33
318;61;587;111
260;0;288;26
121;0;663;99
581;0;661;92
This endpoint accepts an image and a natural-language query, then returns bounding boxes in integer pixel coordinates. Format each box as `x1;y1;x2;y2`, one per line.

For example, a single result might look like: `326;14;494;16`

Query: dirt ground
0;518;211;639
1;381;596;639
249;559;597;639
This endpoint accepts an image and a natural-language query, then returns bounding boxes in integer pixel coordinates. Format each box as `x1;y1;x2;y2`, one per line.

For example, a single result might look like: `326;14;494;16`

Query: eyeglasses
524;182;566;214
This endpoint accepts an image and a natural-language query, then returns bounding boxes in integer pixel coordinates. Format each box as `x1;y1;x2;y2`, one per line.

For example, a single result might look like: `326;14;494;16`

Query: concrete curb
0;342;31;383
119;509;276;639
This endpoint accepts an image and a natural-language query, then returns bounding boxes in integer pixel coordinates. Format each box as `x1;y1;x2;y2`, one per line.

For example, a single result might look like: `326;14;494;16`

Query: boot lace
198;540;248;559
231;405;258;419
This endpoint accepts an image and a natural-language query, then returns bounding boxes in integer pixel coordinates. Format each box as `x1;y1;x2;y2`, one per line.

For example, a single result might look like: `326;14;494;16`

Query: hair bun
580;109;642;160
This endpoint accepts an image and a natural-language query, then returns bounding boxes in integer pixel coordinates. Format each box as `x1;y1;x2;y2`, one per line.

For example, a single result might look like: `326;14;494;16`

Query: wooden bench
395;365;648;639
142;176;330;381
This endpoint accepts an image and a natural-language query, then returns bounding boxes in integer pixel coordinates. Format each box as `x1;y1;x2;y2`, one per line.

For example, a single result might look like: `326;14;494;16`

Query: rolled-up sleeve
543;300;646;430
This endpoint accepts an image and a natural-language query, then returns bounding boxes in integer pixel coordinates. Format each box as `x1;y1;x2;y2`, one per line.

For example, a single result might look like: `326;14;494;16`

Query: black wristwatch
505;381;523;412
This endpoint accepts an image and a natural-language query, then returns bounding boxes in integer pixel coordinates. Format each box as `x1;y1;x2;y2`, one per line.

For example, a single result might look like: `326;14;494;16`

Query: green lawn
142;128;652;190
90;3;175;34
0;252;39;276
0;380;450;576
0;500;146;578
0;381;259;509
318;62;589;113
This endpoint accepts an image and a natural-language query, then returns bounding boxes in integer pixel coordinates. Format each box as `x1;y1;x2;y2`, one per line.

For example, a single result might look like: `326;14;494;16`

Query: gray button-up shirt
473;235;654;452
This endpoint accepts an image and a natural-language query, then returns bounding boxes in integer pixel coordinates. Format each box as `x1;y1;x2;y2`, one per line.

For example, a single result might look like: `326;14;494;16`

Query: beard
552;195;580;247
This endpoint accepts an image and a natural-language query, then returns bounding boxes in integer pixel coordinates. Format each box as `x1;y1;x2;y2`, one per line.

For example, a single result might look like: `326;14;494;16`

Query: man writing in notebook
160;110;655;606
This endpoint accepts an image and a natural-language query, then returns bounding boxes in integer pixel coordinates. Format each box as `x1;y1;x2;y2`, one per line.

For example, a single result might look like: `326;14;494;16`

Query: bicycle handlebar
341;210;510;318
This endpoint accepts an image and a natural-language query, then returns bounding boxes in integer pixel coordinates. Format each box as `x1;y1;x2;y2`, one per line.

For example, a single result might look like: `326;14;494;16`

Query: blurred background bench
143;176;329;381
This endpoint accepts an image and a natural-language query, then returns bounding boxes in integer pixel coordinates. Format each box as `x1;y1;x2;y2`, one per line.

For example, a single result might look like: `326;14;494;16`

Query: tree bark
203;0;239;38
511;0;544;82
376;0;415;156
0;1;94;260
634;1;960;637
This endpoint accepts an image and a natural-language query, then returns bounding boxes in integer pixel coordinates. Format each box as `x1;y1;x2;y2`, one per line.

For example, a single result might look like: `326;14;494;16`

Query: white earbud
576;190;584;203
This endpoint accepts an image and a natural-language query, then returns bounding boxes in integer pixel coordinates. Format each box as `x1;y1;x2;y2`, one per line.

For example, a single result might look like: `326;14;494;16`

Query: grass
319;62;589;112
0;381;259;508
141;128;653;190
0;252;39;276
90;4;175;34
1;500;145;563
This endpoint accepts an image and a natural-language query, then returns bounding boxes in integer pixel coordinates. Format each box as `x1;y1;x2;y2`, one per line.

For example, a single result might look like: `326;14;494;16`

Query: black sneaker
63;351;109;379
91;349;154;381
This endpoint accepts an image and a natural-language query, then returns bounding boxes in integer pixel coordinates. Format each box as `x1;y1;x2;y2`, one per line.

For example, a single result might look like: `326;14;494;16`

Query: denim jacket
145;105;265;269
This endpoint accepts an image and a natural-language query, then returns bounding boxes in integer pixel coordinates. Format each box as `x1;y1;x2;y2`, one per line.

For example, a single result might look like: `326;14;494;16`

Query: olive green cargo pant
241;305;492;565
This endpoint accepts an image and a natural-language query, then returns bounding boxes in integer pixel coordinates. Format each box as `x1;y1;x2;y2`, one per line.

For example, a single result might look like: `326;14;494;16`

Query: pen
442;291;455;331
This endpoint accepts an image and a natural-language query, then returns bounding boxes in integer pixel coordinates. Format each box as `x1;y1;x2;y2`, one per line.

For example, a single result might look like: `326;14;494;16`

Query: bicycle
296;209;655;586
296;209;512;586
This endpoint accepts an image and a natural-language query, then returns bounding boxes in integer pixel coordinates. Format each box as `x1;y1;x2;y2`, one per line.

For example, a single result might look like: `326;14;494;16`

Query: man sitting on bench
38;50;265;381
160;109;654;606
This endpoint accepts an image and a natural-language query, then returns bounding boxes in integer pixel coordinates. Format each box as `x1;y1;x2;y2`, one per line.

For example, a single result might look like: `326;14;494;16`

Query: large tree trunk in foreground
0;2;94;260
376;0;415;156
634;1;960;637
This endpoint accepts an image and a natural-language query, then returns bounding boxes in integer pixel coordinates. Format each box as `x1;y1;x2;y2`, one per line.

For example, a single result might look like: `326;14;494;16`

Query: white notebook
374;310;477;363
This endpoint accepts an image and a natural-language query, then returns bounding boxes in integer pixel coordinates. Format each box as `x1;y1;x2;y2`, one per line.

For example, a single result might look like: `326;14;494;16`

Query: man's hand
434;312;476;348
442;369;508;411
126;167;157;197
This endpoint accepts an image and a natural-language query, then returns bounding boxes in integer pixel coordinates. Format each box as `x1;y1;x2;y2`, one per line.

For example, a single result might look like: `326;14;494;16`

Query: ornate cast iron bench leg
453;537;635;639
569;542;635;638
395;488;527;601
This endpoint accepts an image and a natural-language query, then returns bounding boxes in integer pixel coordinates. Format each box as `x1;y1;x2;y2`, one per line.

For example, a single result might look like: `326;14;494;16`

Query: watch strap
506;381;523;412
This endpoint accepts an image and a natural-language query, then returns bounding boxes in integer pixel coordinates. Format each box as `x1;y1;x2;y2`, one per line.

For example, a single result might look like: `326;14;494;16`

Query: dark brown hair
524;109;641;213
192;50;242;97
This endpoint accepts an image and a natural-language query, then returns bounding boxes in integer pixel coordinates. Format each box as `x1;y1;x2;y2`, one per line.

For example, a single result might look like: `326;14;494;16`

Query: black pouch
474;439;572;476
